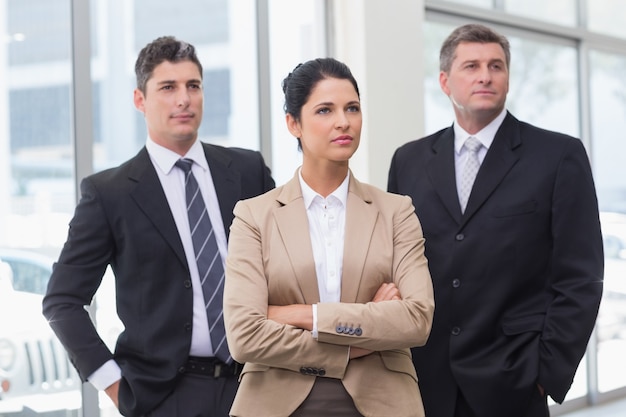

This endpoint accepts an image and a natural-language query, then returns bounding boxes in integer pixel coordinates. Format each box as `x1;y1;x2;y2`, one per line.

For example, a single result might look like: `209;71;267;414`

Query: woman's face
287;77;361;166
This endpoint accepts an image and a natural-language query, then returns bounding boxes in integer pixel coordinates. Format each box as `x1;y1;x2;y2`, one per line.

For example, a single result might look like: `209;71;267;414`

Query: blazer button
348;327;355;335
354;327;362;336
300;367;307;375
336;325;344;334
451;326;461;336
452;279;461;288
318;369;326;376
183;280;192;288
455;233;465;241
184;322;192;331
178;366;186;374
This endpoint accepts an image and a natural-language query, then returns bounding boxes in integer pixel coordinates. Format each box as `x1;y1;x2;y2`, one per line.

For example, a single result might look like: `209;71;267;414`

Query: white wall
330;0;425;190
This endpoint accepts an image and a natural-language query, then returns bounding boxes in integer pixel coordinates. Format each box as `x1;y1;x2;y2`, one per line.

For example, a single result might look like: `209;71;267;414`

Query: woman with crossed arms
223;57;434;417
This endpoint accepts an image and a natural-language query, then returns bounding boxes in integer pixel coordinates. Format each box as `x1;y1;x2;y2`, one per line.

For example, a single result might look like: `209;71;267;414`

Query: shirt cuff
87;359;122;391
312;303;318;339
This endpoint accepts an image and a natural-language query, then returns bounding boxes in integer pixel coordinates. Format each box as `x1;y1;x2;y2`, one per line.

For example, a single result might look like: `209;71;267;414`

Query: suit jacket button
178;366;186;374
354;327;362;336
451;326;461;336
300;367;307;375
455;233;465;241
452;279;461;288
336;325;344;334
184;322;192;331
183;280;192;288
348;327;355;335
318;369;326;376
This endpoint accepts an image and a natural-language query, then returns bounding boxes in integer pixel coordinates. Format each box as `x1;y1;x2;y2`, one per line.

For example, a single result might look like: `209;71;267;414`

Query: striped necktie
175;158;231;364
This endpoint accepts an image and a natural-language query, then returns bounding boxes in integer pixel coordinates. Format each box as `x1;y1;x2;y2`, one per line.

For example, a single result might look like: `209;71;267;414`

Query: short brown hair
440;24;510;73
135;36;203;93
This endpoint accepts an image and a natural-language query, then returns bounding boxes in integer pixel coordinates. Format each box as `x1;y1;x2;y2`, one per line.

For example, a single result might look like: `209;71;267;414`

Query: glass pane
589;49;626;393
94;0;260;174
268;0;327;186
0;0;81;415
423;21;579;138
503;0;577;27
588;0;626;40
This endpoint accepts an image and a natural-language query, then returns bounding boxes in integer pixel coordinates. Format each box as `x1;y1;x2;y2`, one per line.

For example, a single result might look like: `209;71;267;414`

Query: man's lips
172;112;194;120
473;90;496;95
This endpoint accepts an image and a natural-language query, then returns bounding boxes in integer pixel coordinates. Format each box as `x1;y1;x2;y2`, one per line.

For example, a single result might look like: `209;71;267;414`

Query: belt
182;356;242;378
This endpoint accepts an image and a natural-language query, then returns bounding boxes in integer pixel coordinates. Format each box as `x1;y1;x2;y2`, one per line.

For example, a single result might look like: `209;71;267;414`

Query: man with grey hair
43;36;275;416
388;23;603;417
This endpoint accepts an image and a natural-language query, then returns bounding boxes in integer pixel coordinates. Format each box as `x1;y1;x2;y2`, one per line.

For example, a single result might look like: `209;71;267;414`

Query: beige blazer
224;171;434;417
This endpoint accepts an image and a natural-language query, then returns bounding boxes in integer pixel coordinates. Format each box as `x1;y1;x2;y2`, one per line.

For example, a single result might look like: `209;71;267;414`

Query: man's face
134;60;203;155
440;41;509;130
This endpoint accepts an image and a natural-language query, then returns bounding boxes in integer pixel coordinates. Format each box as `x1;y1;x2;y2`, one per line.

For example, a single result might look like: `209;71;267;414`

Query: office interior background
0;0;625;415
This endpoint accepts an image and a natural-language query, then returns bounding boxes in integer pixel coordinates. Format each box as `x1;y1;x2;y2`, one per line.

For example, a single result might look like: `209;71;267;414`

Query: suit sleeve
42;177;114;381
539;138;604;402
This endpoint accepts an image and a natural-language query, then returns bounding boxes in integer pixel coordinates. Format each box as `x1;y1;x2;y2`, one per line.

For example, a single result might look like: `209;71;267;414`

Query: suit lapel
202;143;240;238
273;175;320;304
462;113;521;221
128;148;188;267
341;176;377;302
428;127;463;224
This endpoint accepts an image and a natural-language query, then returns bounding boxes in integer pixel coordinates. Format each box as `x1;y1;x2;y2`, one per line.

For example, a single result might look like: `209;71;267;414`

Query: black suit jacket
43;143;274;417
388;112;603;417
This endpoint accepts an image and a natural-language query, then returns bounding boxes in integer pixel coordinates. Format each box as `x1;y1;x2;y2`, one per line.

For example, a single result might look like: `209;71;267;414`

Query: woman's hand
267;304;313;330
371;282;402;302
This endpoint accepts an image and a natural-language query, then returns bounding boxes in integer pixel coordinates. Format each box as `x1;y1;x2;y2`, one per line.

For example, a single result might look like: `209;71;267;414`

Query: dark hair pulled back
281;57;359;122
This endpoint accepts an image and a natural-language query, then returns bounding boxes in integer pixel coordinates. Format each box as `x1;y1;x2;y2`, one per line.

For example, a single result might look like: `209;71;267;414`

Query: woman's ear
286;113;301;139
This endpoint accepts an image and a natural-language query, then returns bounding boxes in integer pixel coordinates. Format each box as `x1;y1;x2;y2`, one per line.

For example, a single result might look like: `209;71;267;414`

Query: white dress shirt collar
299;168;350;209
453;108;507;155
145;137;209;174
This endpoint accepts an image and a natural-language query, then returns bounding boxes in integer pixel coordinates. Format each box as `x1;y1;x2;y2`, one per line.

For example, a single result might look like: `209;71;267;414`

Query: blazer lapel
341;175;378;302
202;143;240;238
273;174;320;304
462;113;521;221
128;148;188;267
428;127;463;224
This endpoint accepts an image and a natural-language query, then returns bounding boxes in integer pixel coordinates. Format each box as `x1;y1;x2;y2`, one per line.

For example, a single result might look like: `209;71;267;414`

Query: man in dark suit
42;36;274;417
388;24;603;417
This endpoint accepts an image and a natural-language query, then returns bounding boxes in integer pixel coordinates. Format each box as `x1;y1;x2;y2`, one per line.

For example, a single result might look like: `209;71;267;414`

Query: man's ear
439;71;450;96
133;88;146;113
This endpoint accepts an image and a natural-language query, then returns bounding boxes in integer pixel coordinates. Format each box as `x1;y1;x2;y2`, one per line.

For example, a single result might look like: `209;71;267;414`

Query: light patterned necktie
459;136;482;213
175;158;231;364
